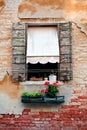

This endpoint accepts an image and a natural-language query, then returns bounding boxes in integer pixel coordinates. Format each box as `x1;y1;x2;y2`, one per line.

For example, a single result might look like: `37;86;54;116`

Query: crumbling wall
0;0;87;116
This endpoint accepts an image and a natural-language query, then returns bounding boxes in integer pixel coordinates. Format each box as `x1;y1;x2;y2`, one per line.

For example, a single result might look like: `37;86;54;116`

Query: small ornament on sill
44;73;48;81
44;77;48;81
49;71;57;83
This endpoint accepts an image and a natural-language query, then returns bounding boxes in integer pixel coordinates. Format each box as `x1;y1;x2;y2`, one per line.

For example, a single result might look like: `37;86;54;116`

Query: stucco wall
0;0;87;114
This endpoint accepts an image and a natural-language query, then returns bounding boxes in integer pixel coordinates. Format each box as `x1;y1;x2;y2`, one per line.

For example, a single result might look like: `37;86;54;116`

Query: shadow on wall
0;75;22;99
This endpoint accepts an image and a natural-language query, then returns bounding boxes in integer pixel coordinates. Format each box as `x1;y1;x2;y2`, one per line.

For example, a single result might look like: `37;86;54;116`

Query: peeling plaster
4;0;22;10
0;0;87;114
0;0;5;11
18;2;36;15
71;21;87;36
18;0;87;35
75;22;87;35
18;0;87;18
0;75;22;98
0;76;73;114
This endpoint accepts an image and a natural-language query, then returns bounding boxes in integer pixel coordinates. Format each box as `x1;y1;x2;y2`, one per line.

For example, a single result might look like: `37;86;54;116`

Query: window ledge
21;81;45;85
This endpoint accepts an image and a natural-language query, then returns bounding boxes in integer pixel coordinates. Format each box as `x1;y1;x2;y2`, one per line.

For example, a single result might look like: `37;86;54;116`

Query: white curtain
27;27;59;63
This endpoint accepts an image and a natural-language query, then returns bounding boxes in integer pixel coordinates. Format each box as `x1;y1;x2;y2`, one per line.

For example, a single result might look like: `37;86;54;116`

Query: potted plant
21;91;30;103
28;92;43;103
28;92;42;97
21;81;65;103
21;91;43;103
43;81;59;97
41;81;65;103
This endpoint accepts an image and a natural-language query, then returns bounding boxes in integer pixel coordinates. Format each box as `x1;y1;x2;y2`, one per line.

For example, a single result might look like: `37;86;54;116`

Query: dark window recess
27;63;58;81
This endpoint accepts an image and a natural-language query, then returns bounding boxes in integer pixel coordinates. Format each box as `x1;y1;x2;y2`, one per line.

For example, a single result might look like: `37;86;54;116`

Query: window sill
21;81;45;85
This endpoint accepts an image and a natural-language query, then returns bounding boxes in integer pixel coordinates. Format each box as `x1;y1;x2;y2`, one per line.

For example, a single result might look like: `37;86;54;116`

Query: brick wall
0;106;87;130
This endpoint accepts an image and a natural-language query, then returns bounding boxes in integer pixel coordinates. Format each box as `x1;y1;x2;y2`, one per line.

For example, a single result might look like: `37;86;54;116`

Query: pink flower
44;81;50;86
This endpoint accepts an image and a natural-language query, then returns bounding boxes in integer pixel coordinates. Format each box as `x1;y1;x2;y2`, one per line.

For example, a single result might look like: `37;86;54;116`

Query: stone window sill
21;81;45;85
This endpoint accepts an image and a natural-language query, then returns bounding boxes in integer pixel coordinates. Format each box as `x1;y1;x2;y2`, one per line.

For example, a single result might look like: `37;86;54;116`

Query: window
12;22;72;82
26;25;59;81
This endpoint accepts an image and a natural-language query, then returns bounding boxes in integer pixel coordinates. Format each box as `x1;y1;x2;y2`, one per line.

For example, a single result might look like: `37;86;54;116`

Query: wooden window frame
12;22;72;82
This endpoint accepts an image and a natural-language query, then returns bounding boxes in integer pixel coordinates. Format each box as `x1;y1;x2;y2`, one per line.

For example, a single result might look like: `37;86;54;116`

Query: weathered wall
0;0;87;129
0;0;87;118
18;0;87;35
0;0;5;11
0;106;87;130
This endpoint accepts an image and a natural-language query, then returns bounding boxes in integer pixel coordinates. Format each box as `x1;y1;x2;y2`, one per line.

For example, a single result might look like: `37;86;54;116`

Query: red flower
44;81;50;86
45;89;48;93
53;82;59;87
41;89;48;93
41;89;45;93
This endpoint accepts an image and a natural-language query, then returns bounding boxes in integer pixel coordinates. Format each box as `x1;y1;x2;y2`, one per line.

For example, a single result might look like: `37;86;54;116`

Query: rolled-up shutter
12;23;27;82
58;22;72;81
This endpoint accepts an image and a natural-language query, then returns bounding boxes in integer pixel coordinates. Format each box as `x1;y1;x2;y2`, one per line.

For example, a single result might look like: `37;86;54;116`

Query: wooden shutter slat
12;23;25;30
58;22;72;81
12;39;25;46
12;47;25;55
12;55;25;64
12;30;25;38
60;55;71;63
12;72;26;82
12;23;26;82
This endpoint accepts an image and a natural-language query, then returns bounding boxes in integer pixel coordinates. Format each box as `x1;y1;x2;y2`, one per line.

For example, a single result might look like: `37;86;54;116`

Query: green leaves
21;91;42;97
21;92;29;96
46;84;59;97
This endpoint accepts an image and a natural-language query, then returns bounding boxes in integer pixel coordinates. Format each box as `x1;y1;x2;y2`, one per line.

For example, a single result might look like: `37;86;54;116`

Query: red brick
61;127;78;130
78;96;87;99
0;107;87;129
22;109;31;115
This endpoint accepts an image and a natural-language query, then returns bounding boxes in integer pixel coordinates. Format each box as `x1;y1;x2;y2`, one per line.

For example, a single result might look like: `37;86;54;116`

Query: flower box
21;81;64;104
21;96;29;103
43;96;64;103
29;96;43;103
21;96;65;103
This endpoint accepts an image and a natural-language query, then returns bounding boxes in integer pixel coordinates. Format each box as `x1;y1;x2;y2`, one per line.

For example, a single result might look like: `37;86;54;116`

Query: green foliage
28;92;42;97
21;91;42;97
21;91;29;96
46;84;59;97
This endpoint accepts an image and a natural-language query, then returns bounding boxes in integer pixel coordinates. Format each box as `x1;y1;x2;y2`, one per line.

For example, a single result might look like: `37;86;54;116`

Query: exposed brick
0;107;86;129
78;96;87;99
61;127;78;130
22;109;31;115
